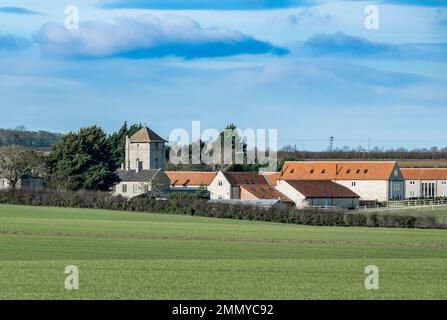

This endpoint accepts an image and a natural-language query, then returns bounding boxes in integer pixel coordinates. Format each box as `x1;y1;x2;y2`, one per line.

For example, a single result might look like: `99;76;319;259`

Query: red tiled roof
166;171;217;187
280;161;397;181
262;172;281;186
401;168;447;180
223;172;269;186
240;185;292;202
285;180;360;198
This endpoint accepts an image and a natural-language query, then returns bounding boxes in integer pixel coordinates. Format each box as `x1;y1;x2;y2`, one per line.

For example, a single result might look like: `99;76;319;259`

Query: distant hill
0;128;62;149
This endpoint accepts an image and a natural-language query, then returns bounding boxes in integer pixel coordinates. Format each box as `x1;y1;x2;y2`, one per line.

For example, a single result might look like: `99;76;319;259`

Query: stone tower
124;126;167;171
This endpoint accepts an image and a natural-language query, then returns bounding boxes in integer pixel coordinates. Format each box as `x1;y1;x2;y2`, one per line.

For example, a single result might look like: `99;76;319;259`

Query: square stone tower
124;126;167;171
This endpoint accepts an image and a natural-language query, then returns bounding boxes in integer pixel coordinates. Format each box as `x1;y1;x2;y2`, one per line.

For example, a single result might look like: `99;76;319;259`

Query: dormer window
364;169;368;174
310;169;314;174
356;169;361;174
347;169;351;174
321;169;326;174
290;169;295;174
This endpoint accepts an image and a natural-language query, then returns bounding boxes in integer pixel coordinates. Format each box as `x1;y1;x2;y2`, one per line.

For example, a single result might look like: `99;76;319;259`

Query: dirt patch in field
1;230;446;249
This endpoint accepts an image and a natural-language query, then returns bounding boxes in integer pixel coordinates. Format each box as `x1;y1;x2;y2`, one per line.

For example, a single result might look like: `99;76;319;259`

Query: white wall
209;171;233;200
125;138;165;170
275;181;307;208
334;180;388;202
405;179;447;198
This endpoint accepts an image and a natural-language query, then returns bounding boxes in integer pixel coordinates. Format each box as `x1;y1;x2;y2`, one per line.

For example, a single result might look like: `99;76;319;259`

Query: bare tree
0;145;43;190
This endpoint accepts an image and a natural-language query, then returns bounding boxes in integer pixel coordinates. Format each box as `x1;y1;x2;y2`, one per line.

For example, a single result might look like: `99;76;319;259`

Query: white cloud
35;14;286;59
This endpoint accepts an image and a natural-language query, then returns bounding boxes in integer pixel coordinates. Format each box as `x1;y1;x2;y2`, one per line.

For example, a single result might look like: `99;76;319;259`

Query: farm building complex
2;125;447;210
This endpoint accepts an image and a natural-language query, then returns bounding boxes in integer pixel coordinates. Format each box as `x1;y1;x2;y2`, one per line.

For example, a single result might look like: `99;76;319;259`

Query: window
144;184;149;192
394;184;401;191
218;180;223;186
321;169;326;174
346;169;351;174
410;191;415;197
290;169;295;174
410;181;415;185
442;181;447;185
364;169;368;174
310;169;314;174
394;169;399;176
351;182;356;187
133;184;138;193
218;196;223;200
356;169;361;174
122;184;127;193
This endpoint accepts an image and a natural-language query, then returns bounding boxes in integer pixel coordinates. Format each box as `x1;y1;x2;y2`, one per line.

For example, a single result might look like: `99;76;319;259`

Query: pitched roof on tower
129;126;167;143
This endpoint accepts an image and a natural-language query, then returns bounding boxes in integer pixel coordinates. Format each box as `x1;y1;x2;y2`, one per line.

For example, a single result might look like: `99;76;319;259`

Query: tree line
0;123;142;191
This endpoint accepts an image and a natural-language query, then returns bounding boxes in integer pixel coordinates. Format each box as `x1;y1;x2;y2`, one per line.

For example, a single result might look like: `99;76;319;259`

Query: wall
112;171;170;199
240;187;259;200
334;180;388;202
308;197;359;209
275;181;307;208
125;139;165;170
405;179;447;198
209;171;232;200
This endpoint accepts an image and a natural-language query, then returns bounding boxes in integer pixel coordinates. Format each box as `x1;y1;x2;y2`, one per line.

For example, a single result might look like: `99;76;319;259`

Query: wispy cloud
36;15;288;59
286;8;332;25
0;6;42;15
0;34;32;50
98;0;315;10
292;32;447;61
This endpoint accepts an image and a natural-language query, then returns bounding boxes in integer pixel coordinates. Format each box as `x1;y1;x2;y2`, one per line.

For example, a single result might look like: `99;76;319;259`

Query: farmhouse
279;161;405;202
209;171;291;204
401;168;447;199
113;126;170;198
276;180;360;209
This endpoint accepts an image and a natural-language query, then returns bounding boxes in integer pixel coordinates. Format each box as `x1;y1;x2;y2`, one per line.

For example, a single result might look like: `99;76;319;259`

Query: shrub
0;190;443;229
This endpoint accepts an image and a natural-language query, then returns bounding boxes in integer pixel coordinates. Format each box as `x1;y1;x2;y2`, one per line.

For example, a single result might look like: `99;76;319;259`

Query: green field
0;204;446;300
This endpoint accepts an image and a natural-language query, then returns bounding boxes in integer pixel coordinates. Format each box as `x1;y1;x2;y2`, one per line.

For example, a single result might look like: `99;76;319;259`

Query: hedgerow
0;190;444;229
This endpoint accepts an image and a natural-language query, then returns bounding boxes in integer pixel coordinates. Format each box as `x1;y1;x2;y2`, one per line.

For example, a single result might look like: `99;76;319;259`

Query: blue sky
0;0;446;151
